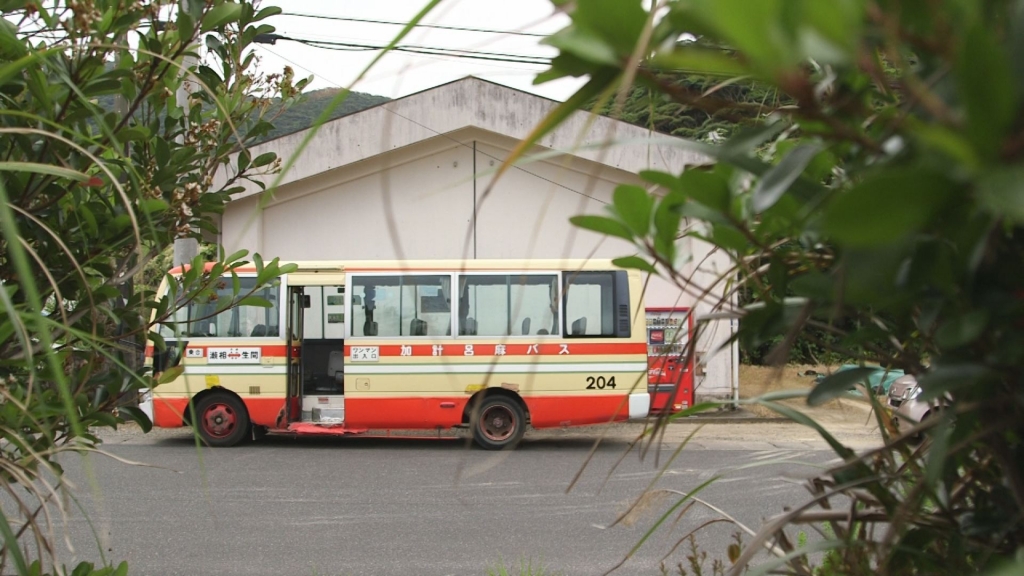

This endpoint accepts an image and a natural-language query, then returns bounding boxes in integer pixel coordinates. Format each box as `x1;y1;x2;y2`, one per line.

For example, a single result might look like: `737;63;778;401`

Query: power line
301;40;551;66
256;34;738;76
280;11;550;38
251;44;606;205
257;33;552;66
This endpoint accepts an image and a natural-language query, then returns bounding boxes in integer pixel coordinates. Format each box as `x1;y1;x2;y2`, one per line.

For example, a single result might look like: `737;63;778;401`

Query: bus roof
168;258;635;276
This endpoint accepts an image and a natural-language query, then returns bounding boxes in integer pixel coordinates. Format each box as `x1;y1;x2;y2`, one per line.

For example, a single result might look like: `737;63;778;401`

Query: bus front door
285;287;306;425
296;285;347;424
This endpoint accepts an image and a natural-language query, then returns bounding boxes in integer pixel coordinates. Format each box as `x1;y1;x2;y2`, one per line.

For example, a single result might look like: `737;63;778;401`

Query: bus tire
472;396;525;450
194;392;250;447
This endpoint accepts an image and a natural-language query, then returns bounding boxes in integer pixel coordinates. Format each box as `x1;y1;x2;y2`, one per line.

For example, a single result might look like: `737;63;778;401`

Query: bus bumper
628;392;651;419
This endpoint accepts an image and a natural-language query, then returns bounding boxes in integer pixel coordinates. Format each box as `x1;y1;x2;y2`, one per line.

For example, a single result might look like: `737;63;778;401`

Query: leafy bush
522;0;1024;573
0;1;301;572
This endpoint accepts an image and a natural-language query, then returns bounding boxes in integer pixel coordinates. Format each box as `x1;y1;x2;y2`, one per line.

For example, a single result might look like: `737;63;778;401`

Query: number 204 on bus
143;259;651;449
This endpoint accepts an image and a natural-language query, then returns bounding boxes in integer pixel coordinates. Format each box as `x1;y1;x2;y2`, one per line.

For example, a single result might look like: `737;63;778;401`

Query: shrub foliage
527;0;1024;573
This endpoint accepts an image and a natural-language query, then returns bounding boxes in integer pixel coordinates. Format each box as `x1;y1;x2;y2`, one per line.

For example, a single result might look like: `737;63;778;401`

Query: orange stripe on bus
344;342;646;357
342;394;631;429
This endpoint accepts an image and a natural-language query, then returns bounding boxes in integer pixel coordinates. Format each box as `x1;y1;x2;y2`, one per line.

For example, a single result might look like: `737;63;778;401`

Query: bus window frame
454;271;562;339
561;270;630;338
158;273;288;341
347;272;457;338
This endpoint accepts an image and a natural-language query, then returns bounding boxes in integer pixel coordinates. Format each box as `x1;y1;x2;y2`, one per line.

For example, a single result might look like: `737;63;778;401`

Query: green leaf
678;169;730;212
155;137;171;167
571;0;648;55
647;47;747;77
254;5;283;21
77;203;99;236
570;214;636;242
752;143;821;213
252;152;276;168
116;126;150;142
118;406;152;433
0;47;51;87
808;367;879;406
237;149;250;172
544;27;619;66
612;256;657;274
639;170;680;190
177;11;195;41
909;120;979;170
0;161;90;182
611;184;653;236
224;249;248;264
757;400;856;459
800;0;863;57
140;198;169;214
669;0;795;74
147;330;167;352
237;296;272;308
958;24;1016;159
156;365;184;385
822;169;958;246
976;166;1024;223
201;2;243;32
0;18;27;59
653;190;685;263
710;224;748;252
676;200;730;225
935;310;988;348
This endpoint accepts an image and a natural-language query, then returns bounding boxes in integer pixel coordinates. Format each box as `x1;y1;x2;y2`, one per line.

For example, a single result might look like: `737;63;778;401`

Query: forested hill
590;74;788;142
261;87;390;141
272;79;769;144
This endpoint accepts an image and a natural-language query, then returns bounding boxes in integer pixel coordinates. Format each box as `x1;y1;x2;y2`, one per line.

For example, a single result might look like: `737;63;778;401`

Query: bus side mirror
302;295;311;309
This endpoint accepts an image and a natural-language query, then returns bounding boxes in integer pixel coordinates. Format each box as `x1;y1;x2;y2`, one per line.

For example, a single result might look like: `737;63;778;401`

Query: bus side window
457;274;558;336
350;275;451;337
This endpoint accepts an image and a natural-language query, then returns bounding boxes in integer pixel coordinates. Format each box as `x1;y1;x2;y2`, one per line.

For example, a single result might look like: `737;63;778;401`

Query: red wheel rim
480;405;516;442
201;403;237;438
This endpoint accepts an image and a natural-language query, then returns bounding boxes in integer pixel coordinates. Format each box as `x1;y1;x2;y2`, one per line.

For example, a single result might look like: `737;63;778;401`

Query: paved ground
44;413;885;576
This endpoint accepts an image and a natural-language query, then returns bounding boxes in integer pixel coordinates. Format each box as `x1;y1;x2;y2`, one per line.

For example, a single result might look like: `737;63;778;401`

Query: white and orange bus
143;259;650;449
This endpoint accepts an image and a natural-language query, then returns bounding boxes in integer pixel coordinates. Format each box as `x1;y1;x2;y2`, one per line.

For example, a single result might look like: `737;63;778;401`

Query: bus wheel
195;393;250;447
472;396;525;450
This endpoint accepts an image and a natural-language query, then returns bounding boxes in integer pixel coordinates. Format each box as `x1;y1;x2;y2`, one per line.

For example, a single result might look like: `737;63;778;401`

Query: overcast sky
253;0;585;101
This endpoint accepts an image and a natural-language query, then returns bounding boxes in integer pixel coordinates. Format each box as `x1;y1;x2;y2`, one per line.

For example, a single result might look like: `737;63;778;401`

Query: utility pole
173;0;199;268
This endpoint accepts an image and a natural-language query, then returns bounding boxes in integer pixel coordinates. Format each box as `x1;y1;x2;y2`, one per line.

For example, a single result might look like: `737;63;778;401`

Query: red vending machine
646;308;694;414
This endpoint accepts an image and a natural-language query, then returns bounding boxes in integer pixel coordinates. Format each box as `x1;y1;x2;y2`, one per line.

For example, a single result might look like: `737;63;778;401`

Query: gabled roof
223;76;707;200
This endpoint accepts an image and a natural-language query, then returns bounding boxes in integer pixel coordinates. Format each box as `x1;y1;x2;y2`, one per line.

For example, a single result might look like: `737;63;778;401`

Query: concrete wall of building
216;79;737;401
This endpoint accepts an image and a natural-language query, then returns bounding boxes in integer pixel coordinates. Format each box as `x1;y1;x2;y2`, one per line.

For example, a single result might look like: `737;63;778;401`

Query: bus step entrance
313;407;344;423
301;395;345;423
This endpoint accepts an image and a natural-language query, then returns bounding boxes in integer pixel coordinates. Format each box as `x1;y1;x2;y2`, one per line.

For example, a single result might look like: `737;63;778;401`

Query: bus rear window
563;271;630;338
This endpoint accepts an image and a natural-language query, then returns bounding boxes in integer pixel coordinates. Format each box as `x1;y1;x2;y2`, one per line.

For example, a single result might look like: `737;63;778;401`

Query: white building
214;77;738;402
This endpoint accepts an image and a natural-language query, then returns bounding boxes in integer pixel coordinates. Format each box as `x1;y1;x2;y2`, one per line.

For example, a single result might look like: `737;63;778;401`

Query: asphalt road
53;427;838;576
